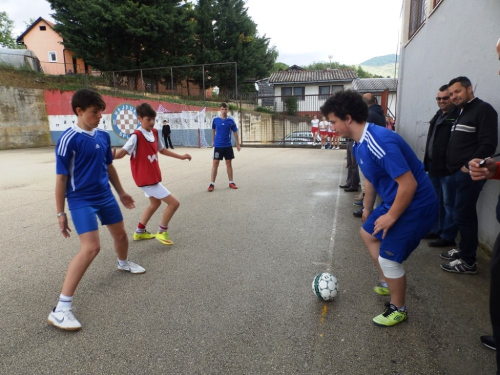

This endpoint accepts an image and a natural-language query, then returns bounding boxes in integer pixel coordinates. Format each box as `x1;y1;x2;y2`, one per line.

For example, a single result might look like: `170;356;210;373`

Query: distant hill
360;54;398;67
358;54;399;78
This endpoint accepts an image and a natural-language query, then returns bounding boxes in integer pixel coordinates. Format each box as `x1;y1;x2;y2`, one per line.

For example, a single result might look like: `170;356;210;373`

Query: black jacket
162;124;171;137
424;106;459;176
446;98;498;173
367;104;386;127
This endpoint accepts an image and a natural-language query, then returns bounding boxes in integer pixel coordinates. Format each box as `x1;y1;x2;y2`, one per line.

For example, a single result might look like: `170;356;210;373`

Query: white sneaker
118;260;146;274
48;308;82;331
336;147;339;149
321;146;325;149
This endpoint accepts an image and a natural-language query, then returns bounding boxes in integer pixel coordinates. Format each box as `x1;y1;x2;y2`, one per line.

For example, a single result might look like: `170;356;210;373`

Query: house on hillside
397;0;500;249
16;17;89;75
352;78;397;119
267;66;358;115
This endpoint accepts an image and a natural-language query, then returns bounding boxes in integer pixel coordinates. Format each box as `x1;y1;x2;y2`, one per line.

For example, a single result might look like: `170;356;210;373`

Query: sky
3;0;403;66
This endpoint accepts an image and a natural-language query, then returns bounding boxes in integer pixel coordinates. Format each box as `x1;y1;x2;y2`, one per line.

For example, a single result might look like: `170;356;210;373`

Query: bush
285;96;298;116
255;106;274;114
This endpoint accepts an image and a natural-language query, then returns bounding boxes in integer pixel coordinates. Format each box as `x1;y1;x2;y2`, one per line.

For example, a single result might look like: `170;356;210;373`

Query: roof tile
269;69;357;84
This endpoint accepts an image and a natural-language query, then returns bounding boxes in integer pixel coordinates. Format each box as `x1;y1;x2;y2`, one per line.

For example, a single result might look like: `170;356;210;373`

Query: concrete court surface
0;146;496;375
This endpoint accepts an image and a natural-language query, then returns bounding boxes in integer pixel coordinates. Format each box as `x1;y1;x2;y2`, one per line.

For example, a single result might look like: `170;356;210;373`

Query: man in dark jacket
424;85;459;247
440;76;498;274
363;93;386;127
162;120;174;149
469;39;500;372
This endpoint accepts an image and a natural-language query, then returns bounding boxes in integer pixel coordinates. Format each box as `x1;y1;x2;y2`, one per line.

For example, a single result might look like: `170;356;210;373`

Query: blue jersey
55;125;115;210
353;123;436;209
212;115;238;148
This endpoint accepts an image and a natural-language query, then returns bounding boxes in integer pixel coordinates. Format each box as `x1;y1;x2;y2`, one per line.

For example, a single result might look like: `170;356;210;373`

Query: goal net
156;107;211;148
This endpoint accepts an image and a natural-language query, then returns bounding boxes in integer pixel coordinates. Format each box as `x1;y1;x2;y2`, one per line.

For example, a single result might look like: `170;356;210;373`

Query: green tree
24;18;38;28
304;60;380;78
47;0;196;71
193;0;277;86
271;62;289;72
0;11;20;49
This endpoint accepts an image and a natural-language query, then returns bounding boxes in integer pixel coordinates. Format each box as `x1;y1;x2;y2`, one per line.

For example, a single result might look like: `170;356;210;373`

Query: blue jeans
427;163;457;241
442;169;486;264
427;169;444;236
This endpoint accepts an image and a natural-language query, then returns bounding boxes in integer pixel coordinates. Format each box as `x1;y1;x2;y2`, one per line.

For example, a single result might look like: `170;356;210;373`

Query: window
281;87;292;97
409;0;427;39
39;26;46;31
281;87;292;101
281;86;305;101
319;86;330;99
331;85;343;94
293;87;305;101
48;52;57;62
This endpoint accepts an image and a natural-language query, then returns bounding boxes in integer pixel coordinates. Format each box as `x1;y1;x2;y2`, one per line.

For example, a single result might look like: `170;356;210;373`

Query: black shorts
213;147;234;160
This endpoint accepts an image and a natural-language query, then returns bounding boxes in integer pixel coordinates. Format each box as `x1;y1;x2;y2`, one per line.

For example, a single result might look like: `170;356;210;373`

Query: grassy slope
358;63;399;78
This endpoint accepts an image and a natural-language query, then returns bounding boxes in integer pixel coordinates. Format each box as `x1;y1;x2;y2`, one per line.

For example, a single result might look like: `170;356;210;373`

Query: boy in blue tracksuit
321;90;438;327
207;102;241;192
48;89;145;331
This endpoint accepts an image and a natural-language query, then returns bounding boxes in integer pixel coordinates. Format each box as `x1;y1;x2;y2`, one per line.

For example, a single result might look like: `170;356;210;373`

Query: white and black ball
312;272;338;301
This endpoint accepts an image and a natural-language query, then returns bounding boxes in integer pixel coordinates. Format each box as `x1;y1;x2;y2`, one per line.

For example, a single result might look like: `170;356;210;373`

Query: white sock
380;281;388;288
210;182;215;185
229;181;234;184
118;259;128;267
56;294;73;311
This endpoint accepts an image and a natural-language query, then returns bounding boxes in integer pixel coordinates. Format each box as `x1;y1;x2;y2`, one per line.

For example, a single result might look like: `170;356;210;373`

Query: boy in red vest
114;103;191;245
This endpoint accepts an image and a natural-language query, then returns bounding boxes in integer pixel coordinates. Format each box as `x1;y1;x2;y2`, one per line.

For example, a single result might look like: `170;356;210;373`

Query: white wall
397;0;500;248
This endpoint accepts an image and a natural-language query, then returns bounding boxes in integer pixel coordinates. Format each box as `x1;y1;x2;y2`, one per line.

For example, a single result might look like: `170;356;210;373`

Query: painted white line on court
325;163;345;272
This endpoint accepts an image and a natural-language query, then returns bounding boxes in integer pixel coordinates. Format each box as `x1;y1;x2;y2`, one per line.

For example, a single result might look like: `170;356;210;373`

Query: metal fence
93;62;239;102
239;101;348;148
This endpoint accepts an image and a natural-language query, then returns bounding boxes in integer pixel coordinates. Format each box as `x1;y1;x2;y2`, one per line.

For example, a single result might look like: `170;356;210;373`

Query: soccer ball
312;272;338;301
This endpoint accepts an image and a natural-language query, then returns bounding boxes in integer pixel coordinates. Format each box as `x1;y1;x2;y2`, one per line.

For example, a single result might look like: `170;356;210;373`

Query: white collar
73;124;95;136
357;122;370;144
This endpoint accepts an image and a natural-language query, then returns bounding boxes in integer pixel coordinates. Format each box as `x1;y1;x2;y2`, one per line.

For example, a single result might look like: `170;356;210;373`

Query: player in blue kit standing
321;90;438;327
48;89;145;331
207;102;241;192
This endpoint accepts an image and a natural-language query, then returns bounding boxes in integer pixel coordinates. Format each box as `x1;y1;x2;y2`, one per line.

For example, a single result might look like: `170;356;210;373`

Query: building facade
397;0;500;248
17;17;88;75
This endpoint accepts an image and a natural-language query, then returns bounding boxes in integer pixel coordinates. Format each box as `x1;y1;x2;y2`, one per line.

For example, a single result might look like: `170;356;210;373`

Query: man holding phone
440;76;498;274
468;38;500;374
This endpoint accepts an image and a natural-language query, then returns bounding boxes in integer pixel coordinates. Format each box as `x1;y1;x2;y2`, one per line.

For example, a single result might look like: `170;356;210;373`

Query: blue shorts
362;202;437;263
70;197;123;235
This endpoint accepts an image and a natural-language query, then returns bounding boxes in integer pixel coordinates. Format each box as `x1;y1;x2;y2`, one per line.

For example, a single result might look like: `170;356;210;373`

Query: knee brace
378;256;405;278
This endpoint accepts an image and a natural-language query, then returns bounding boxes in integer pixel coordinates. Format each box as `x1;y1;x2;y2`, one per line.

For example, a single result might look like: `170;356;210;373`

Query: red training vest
130;129;162;187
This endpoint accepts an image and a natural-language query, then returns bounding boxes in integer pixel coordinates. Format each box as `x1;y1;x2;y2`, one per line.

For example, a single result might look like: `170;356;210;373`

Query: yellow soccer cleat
156;231;174;245
133;230;156;241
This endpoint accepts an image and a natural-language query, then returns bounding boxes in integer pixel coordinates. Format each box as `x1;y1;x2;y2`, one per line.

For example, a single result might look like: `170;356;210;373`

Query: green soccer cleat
373;285;390;296
156;231;174;245
373;302;407;327
133;230;156;241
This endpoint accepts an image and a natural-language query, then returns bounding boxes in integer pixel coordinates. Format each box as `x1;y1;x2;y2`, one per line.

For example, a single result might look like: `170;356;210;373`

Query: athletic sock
118;259;128;267
56;294;73;311
380;281;388;288
229;181;234;184
210;182;215;185
158;224;168;234
136;222;146;234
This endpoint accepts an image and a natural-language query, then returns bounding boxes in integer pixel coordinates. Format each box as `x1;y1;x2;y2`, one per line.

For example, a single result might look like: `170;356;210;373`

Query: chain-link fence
93;62;238;102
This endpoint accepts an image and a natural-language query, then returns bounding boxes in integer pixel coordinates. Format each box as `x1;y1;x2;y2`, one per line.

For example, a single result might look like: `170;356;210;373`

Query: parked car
277;131;320;146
